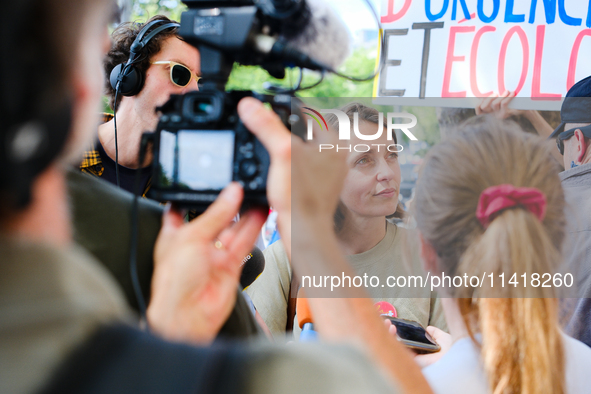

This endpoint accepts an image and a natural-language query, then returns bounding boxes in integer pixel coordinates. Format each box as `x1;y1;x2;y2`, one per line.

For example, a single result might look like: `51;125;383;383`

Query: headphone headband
129;20;180;59
110;19;180;97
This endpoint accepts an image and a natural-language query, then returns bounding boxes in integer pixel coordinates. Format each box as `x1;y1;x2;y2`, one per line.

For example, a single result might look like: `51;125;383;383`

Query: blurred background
110;0;561;246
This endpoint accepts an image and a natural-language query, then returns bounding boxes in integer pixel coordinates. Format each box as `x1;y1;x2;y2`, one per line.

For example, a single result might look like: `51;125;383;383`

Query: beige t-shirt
247;223;447;339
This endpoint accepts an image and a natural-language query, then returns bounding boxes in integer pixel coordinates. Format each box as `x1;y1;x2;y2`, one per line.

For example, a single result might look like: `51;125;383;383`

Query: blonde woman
413;117;590;394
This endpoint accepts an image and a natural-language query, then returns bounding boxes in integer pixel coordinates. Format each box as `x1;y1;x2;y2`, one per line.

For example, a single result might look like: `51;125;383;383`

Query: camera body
148;89;299;211
140;0;314;211
142;0;313;210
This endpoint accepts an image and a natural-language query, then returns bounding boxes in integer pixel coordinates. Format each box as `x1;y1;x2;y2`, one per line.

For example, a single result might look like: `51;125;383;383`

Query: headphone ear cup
109;63;144;97
109;63;125;91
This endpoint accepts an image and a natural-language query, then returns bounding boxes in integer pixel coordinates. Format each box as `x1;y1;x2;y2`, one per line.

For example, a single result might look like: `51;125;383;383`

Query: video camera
147;0;320;211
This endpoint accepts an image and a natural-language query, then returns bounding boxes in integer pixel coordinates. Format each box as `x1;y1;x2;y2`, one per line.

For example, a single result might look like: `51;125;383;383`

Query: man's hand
147;183;267;344
237;97;347;258
237;98;293;218
475;90;561;164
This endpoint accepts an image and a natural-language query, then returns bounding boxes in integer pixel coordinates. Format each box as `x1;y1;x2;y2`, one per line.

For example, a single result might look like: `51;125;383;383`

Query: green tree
226;47;378;99
128;0;187;22
401;106;440;148
110;2;441;153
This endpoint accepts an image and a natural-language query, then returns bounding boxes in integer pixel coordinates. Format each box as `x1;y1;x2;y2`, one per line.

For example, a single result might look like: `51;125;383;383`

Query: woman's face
340;121;402;219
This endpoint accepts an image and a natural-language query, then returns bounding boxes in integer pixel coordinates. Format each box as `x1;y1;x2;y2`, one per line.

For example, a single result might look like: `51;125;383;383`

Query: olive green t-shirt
246;222;447;339
67;169;262;340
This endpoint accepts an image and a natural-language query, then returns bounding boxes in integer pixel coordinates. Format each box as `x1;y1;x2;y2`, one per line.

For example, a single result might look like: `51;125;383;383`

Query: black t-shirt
96;142;152;195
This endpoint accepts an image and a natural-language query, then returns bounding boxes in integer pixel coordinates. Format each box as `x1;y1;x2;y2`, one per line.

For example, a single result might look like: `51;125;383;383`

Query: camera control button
249;180;259;190
239;159;258;179
239;143;254;155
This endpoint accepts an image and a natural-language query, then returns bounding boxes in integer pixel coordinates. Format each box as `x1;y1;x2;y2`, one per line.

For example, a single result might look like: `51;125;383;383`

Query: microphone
240;246;265;290
297;297;318;342
285;0;351;70
253;0;351;72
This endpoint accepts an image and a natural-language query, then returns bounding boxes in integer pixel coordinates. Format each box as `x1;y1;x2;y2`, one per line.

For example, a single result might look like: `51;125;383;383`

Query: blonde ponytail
414;116;567;394
459;209;564;394
478;298;564;394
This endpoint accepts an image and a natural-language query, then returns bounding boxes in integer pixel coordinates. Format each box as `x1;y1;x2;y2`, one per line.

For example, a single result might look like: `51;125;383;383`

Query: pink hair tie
476;184;547;228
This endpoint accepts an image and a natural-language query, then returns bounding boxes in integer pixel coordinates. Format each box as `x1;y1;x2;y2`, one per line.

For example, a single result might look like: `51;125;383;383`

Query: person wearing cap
550;76;591;170
550;75;591;348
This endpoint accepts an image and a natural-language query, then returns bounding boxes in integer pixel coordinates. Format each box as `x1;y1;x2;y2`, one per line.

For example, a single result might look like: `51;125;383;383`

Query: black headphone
109;19;180;97
1;1;72;208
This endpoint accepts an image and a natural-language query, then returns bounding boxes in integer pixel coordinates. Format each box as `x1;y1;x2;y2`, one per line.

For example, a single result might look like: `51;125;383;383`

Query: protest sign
375;0;591;109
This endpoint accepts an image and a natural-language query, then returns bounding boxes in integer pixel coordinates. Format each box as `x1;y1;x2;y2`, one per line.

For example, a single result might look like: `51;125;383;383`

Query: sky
324;0;383;33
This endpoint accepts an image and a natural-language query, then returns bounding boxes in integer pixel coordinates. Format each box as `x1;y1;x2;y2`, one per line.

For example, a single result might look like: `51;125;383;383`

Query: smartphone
382;316;441;354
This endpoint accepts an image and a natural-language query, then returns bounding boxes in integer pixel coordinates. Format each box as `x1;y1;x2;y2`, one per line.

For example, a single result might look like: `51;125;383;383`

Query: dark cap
550;75;591;139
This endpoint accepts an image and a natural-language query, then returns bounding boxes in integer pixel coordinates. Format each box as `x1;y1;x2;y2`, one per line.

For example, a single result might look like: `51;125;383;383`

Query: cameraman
0;1;421;393
78;15;200;194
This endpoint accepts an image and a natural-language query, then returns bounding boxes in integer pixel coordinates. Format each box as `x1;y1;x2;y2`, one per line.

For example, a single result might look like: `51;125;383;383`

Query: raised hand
147;183;267;344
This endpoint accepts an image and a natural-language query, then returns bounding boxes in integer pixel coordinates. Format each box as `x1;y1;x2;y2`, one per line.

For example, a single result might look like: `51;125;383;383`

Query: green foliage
298;48;377;98
103;96;113;114
129;0;187;22
114;1;441;154
401;106;440;148
226;47;378;99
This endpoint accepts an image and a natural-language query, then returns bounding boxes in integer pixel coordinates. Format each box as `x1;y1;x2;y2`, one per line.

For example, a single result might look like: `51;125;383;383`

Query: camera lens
184;92;223;123
193;101;214;116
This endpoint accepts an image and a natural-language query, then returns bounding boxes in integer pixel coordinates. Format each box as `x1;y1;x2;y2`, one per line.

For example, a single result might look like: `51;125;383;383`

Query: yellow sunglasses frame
150;61;201;87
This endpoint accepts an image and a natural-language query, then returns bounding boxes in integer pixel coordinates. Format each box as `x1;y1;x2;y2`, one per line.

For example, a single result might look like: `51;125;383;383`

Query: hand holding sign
476;91;525;119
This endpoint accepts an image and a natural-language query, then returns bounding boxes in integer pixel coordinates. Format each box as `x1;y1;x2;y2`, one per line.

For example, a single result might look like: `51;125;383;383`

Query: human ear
574;129;588;164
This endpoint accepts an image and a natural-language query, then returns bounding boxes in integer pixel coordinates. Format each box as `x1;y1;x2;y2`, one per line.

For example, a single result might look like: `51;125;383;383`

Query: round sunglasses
556;124;591;155
150;61;201;88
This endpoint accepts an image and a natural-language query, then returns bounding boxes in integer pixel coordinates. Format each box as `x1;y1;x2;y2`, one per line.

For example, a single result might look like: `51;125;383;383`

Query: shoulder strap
286;272;300;332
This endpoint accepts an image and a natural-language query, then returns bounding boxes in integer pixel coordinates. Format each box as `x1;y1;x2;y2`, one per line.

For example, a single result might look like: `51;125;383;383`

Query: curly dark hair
105;15;180;111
